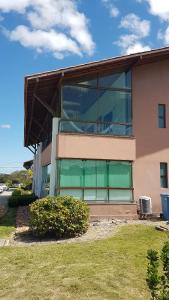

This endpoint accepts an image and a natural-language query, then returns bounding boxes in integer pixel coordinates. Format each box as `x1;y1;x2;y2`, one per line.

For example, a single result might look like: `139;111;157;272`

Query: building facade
24;48;169;219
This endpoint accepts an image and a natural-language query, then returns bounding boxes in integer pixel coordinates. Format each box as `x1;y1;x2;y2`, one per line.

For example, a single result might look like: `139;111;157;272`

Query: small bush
30;195;89;238
8;194;37;208
12;189;22;196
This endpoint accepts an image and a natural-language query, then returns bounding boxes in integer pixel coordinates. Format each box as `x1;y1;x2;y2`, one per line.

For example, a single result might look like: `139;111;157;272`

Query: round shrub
12;188;22;196
30;195;89;238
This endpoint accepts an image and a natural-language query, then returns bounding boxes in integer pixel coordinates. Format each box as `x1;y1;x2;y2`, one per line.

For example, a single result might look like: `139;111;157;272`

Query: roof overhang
24;47;169;147
23;160;33;170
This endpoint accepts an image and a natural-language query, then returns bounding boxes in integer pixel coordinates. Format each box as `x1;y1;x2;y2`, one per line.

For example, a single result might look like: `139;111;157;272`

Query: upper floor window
60;70;132;137
158;104;166;128
160;162;168;188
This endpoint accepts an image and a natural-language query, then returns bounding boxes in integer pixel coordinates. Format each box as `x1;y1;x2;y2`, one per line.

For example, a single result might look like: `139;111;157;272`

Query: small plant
8;194;37;207
12;189;22;196
147;241;169;300
30;195;89;238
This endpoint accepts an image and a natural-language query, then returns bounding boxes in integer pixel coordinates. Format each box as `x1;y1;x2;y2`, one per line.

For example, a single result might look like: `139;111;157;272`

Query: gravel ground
2;206;168;246
12;218;169;246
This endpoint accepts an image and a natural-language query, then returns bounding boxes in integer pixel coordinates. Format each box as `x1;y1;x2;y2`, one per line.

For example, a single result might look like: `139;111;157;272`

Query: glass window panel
160;163;168;188
103;112;113;123
96;161;107;187
74;76;97;87
42;165;50;195
84;160;97;187
109;189;132;202
99;71;131;89
60;120;132;136
159;104;165;117
84;189;108;202
160;163;167;176
108;161;132;188
62;86;132;125
159;118;165;129
63;85;99;122
96;189;108;201
99;123;132;136
161;177;168;188
158;104;166;128
97;90;132;125
60;189;83;199
59;120;97;134
60;159;83;187
84;189;96;201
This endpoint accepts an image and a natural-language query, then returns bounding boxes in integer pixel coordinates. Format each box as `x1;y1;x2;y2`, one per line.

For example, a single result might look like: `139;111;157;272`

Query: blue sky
0;0;169;173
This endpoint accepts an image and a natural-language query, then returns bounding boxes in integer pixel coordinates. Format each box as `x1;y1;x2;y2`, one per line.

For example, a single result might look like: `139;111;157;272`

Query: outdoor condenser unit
139;196;152;215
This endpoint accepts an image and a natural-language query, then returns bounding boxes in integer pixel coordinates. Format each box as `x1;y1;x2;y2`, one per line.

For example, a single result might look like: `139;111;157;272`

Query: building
24;47;169;219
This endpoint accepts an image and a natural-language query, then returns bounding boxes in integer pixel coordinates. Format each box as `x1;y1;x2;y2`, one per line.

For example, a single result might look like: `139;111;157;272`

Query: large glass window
59;159;133;203
61;70;132;136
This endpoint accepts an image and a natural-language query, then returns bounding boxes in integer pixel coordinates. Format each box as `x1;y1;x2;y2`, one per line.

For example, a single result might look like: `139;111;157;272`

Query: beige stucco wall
58;134;136;161
133;60;169;213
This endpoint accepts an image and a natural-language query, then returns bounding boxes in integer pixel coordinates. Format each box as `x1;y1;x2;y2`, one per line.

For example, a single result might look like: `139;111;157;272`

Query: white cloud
0;0;95;58
8;25;81;57
0;124;11;129
158;26;169;45
115;13;151;54
137;0;169;21
102;0;119;17
120;13;150;38
126;42;151;54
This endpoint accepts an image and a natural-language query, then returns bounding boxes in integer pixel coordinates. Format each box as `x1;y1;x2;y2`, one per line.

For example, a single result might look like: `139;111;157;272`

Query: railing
59;119;132;137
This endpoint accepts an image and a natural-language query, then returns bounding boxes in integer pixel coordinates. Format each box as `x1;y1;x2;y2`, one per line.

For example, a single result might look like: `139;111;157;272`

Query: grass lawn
0;208;16;238
0;225;169;300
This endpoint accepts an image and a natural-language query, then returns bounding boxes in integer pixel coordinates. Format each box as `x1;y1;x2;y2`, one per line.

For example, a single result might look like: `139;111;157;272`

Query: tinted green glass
60;159;83;187
60;189;83;199
96;160;107;187
84;189;108;202
84;160;97;187
108;161;132;188
109;189;132;201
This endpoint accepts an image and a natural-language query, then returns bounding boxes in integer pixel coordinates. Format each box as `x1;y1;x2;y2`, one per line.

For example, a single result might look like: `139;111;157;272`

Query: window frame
158;104;166;128
160;162;168;188
60;70;133;137
58;159;133;203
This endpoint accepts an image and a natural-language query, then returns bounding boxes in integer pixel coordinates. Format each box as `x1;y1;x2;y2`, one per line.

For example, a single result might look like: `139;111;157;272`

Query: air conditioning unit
139;196;152;215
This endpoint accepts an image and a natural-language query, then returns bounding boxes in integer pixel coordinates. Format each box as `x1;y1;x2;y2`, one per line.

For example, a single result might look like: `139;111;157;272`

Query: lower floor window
58;159;133;203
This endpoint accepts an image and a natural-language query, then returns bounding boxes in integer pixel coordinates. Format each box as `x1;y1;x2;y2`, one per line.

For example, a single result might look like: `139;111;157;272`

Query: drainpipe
49;117;59;196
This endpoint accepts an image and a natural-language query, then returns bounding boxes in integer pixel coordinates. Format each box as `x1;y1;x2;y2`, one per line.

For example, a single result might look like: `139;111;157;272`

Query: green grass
0;225;168;300
0;208;16;238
